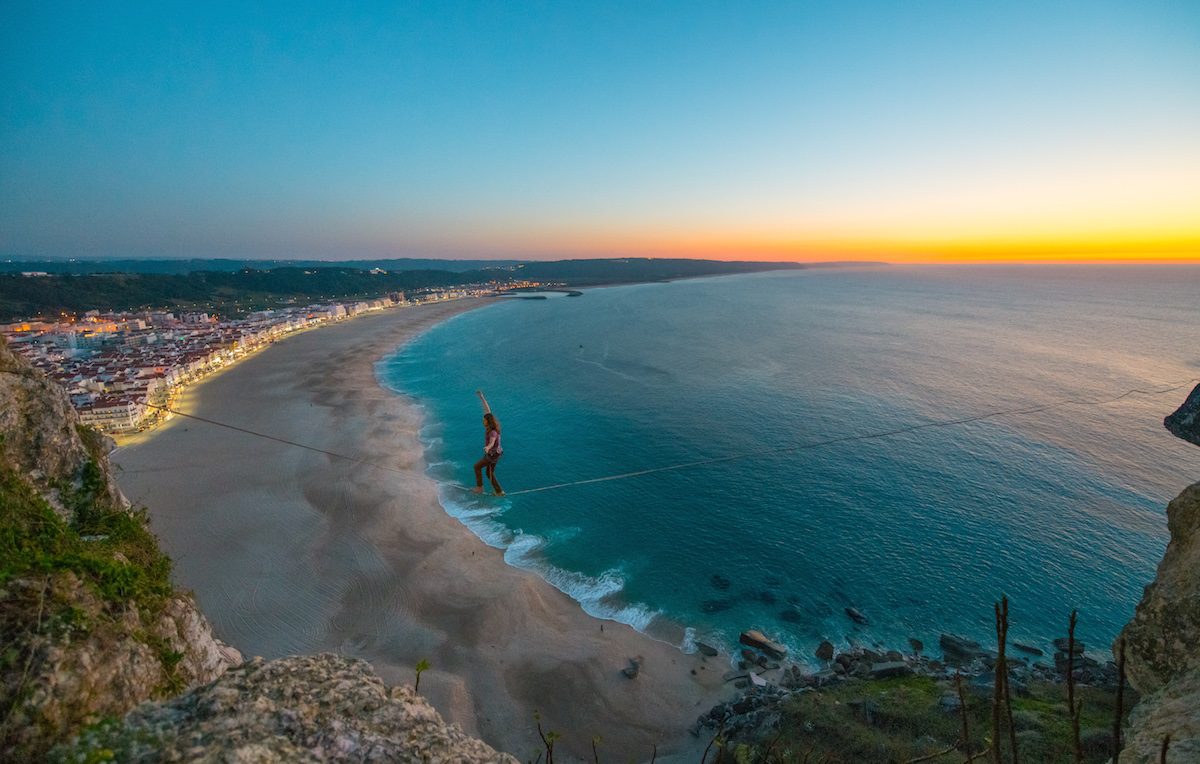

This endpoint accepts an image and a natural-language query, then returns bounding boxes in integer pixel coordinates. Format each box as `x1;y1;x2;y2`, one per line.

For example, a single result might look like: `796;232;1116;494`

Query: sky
2;1;1198;263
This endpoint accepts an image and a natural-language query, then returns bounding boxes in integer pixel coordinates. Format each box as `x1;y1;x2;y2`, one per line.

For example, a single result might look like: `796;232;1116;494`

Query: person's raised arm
476;389;492;415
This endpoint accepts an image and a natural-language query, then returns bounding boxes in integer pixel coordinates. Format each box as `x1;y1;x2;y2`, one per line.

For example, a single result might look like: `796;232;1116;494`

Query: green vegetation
0;257;521;276
0;267;469;318
0;449;172;606
53;716;167;764
0;259;811;318
714;675;1128;763
414;658;430;693
0;447;180;749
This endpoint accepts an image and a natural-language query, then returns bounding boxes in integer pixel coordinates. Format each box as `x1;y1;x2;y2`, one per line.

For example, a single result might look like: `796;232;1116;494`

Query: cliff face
1119;482;1200;694
1116;385;1200;763
0;339;124;517
55;654;519;763
3;339;520;762
0;339;241;759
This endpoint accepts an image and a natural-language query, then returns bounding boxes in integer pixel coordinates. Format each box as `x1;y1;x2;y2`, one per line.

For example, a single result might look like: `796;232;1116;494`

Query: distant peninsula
0;257;883;319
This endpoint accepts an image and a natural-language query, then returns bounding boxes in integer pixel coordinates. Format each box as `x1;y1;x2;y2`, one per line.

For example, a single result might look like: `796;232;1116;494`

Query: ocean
378;265;1200;661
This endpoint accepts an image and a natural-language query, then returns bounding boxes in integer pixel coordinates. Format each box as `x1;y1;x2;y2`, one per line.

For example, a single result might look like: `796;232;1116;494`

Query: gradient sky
2;1;1198;262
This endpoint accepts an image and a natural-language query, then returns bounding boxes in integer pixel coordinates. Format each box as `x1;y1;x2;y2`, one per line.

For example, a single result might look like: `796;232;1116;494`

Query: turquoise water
379;266;1200;661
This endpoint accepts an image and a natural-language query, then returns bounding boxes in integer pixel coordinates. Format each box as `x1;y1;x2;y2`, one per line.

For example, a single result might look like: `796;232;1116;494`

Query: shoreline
112;296;726;762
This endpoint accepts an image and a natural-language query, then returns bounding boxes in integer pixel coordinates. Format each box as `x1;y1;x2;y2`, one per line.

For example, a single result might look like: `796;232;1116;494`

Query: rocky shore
693;627;1122;742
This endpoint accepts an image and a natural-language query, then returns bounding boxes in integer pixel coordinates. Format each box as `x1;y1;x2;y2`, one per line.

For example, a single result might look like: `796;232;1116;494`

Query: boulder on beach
695;641;719;658
739;629;788;660
622;655;643;679
870;661;913;679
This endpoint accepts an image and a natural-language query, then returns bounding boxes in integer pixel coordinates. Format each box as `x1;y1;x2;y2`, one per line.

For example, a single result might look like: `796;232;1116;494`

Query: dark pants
473;453;503;493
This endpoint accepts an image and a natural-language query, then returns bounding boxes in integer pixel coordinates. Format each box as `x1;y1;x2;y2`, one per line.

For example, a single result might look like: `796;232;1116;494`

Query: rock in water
908;637;924;655
696;641;719;657
1053;637;1085;655
739;630;788;660
815;640;835;661
1013;642;1044;656
1164;383;1200;447
939;633;990;664
845;607;869;625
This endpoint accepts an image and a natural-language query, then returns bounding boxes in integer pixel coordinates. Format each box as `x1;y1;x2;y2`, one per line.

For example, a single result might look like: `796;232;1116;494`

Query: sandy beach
113;298;724;762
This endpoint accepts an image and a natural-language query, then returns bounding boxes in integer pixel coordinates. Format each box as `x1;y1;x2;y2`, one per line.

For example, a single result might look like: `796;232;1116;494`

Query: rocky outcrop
0;339;124;517
4;575;240;758
0;339;240;758
1119;667;1200;764
55;654;519;763
3;340;509;763
1118;483;1200;694
1116;390;1200;762
1163;383;1200;447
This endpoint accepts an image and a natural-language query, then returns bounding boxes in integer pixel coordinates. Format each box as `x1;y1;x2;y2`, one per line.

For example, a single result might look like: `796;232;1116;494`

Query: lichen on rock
54;654;519;763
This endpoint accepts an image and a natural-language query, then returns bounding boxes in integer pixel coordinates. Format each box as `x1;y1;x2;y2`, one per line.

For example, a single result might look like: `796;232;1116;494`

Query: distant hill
0;258;881;319
0;257;520;275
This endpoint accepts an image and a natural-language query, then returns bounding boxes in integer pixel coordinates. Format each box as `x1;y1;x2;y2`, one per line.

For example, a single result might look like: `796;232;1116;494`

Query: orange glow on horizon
462;232;1200;264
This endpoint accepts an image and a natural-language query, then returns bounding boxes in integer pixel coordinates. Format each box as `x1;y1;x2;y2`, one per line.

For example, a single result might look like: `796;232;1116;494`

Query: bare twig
535;717;556;764
1160;734;1170;763
906;741;962;763
759;730;783;764
700;721;725;764
998;597;1018;764
967;748;993;763
992;600;1004;764
956;670;972;761
650;743;657;764
591;735;601;764
1067;610;1082;764
1113;638;1126;759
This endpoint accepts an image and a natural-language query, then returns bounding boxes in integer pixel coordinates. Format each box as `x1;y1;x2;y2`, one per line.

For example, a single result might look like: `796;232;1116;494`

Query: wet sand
113;298;724;762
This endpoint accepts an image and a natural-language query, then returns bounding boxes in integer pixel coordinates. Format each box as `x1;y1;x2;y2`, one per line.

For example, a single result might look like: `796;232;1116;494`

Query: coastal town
1;284;509;435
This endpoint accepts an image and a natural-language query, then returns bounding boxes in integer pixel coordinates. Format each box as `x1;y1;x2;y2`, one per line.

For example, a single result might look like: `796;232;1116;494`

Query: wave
502;532;662;632
430;483;662;632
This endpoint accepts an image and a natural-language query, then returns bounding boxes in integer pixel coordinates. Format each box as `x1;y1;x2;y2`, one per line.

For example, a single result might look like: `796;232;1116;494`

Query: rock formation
53;654;518;763
1;339;240;758
0;338;125;517
1163;382;1200;447
3;339;523;762
1116;389;1200;762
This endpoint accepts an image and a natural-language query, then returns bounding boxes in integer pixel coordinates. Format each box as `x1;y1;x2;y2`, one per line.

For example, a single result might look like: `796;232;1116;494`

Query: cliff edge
54;654;518;763
2;338;518;762
1;339;240;758
1116;384;1200;763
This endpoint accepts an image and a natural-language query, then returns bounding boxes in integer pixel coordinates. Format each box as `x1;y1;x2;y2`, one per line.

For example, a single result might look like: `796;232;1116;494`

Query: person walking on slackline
472;389;504;496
